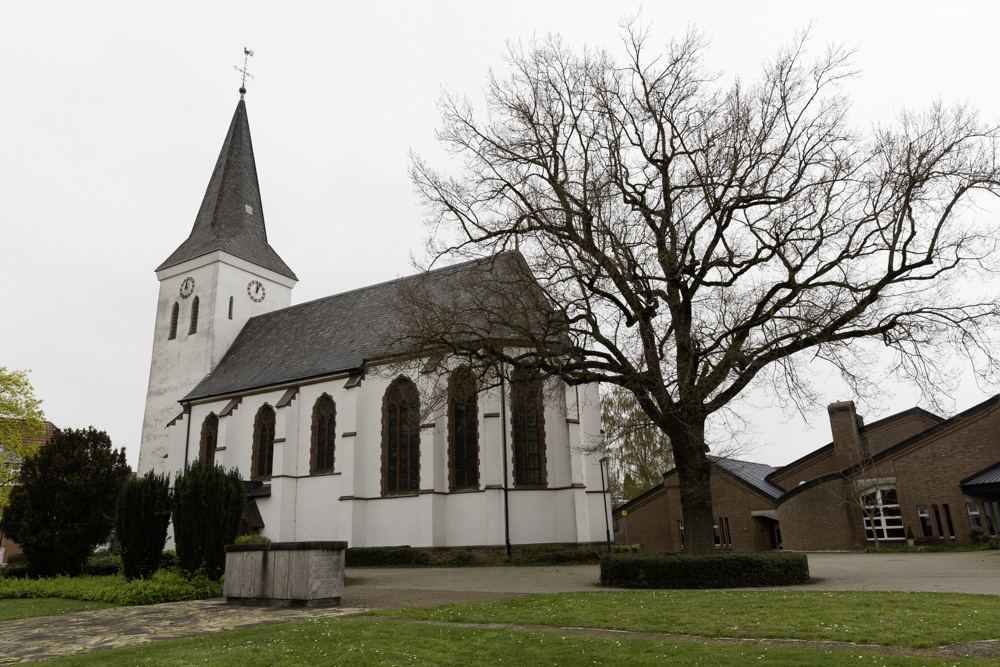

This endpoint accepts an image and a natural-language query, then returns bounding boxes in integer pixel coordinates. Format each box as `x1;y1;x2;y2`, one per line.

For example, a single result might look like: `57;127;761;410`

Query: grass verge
0;598;116;621
38;617;997;666
0;569;222;606
380;590;1000;649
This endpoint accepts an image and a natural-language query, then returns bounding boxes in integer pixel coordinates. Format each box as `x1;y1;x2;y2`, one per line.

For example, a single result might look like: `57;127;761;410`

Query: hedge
600;551;809;589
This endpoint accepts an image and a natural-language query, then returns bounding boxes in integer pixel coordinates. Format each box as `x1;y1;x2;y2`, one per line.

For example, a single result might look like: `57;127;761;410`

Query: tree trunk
668;416;716;554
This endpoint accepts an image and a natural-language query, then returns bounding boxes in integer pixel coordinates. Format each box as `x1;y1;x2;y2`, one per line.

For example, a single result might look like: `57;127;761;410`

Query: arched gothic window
168;302;179;340
382;378;420;495
251;405;276;480
188;296;200;335
448;366;479;490
511;369;545;486
311;395;336;474
199;413;219;468
228;296;234;320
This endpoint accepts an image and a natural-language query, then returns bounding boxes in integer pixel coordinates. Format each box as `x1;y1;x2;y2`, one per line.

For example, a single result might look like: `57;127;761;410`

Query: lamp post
598;455;612;552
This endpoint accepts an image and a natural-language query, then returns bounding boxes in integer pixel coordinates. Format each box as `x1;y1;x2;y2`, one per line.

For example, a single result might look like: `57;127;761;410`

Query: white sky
3;1;999;470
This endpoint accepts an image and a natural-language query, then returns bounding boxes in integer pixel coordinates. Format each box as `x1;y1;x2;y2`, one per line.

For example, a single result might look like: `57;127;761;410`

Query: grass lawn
40;617;1000;666
0;598;116;621
380;590;1000;650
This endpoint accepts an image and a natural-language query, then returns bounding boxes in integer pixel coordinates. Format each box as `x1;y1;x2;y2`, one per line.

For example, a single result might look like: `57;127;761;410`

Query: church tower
137;92;297;476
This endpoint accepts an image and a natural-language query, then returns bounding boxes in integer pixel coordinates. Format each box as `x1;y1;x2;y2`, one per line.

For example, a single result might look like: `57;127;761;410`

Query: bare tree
406;25;1000;553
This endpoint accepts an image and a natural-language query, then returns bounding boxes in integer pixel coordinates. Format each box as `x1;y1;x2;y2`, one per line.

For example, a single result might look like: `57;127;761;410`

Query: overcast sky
3;1;999;470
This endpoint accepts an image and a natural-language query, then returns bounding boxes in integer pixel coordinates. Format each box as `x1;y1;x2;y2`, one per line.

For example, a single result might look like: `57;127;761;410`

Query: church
136;91;610;550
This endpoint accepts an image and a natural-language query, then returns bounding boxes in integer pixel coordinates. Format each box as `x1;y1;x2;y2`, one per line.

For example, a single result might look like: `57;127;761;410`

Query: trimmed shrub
600;551;810;589
512;544;602;565
234;533;273;545
83;552;122;576
171;462;245;578
116;471;171;580
346;546;434;567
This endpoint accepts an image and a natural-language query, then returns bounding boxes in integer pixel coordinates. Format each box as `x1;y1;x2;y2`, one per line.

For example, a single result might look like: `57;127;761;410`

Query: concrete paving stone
0;551;997;663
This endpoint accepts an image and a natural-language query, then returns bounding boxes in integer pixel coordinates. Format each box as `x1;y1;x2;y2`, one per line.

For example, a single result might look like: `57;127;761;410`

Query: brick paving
1;551;998;663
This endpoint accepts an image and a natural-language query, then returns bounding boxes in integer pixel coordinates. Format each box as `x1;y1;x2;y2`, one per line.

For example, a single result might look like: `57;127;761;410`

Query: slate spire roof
157;96;297;280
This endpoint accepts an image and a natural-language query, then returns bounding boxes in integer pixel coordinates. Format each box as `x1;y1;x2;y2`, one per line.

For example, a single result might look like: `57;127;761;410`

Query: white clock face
248;280;266;302
180;277;195;299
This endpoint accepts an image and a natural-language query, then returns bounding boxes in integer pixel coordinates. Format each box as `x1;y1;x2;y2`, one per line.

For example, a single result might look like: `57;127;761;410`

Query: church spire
157;96;297;280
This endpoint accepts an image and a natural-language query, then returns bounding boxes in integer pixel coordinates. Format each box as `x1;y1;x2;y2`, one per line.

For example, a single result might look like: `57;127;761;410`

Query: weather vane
235;47;254;95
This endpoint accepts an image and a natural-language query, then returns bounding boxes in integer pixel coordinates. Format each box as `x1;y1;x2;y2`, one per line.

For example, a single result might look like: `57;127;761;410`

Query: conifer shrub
0;427;130;577
170;462;244;578
82;552;123;576
600;551;810;589
116;471;171;580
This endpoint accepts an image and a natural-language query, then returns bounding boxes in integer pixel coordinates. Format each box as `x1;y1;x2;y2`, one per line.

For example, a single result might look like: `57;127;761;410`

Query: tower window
189;296;200;334
200;413;219;468
228;296;234;320
168;302;179;340
511;369;546;487
382;377;420;495
448;366;479;490
311;395;336;474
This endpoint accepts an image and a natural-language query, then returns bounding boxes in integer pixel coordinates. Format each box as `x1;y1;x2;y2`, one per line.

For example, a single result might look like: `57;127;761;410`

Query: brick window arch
199;413;219;468
188;296;200;335
311;394;336;474
382;377;420;495
251;404;276;480
448;366;479;490
511;369;546;487
168;302;179;340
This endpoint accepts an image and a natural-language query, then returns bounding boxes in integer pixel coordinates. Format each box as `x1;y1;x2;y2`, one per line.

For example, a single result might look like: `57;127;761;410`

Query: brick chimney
828;401;865;469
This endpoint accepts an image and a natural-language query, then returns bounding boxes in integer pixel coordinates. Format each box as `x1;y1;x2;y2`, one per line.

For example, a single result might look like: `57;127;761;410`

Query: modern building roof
713;457;784;501
183;252;535;401
961;461;1000;495
157;97;296;280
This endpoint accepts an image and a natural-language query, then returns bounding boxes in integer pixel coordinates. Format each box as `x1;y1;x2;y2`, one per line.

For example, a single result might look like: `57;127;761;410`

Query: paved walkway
1;551;998;663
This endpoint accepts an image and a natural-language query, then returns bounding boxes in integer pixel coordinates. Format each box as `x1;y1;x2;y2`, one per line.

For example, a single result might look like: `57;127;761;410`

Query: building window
861;486;905;541
189;296;200;334
968;503;982;529
511;369;545;487
228;296;234;320
942;504;956;538
382;378;420;495
311;395;336;474
984;502;999;537
713;517;732;548
199;414;219;468
449;366;479;490
251;405;275;480
932;504;944;537
168;302;179;339
917;506;933;537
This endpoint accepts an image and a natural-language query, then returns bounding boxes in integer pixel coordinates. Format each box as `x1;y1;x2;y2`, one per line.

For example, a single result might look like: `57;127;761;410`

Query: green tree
0;427;130;576
601;387;673;505
0;367;46;517
116;471;171;580
408;27;1000;552
171;461;245;578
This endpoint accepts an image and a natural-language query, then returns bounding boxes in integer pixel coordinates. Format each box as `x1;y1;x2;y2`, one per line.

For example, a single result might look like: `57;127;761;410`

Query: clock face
247;280;266;302
179;277;195;299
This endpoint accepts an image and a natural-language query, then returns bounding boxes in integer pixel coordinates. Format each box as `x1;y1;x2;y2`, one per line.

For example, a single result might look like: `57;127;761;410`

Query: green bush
600;551;810;589
345;546;434;567
234;533;273;545
82;552;122;576
160;550;178;570
0;569;222;605
171;462;245;578
0;427;130;577
116;470;171;580
512;544;602;565
612;543;643;553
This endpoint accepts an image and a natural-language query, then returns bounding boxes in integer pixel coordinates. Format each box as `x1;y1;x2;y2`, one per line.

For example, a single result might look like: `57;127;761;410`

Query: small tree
0;427;130;576
116;471;171;580
601;386;673;505
0;367;46;518
171;461;245;578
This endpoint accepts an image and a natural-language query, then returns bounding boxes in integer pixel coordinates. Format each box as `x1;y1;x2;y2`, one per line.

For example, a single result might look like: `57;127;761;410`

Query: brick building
0;420;57;564
613;395;1000;551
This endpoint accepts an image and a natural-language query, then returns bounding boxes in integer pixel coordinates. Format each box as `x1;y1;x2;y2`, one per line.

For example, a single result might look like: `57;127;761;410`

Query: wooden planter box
224;541;347;607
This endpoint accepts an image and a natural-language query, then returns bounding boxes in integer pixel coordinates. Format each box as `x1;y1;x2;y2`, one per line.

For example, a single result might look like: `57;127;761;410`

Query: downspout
500;373;512;559
182;403;192;468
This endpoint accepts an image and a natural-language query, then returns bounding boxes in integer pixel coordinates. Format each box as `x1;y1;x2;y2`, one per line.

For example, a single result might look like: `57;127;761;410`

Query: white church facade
136;93;610;549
